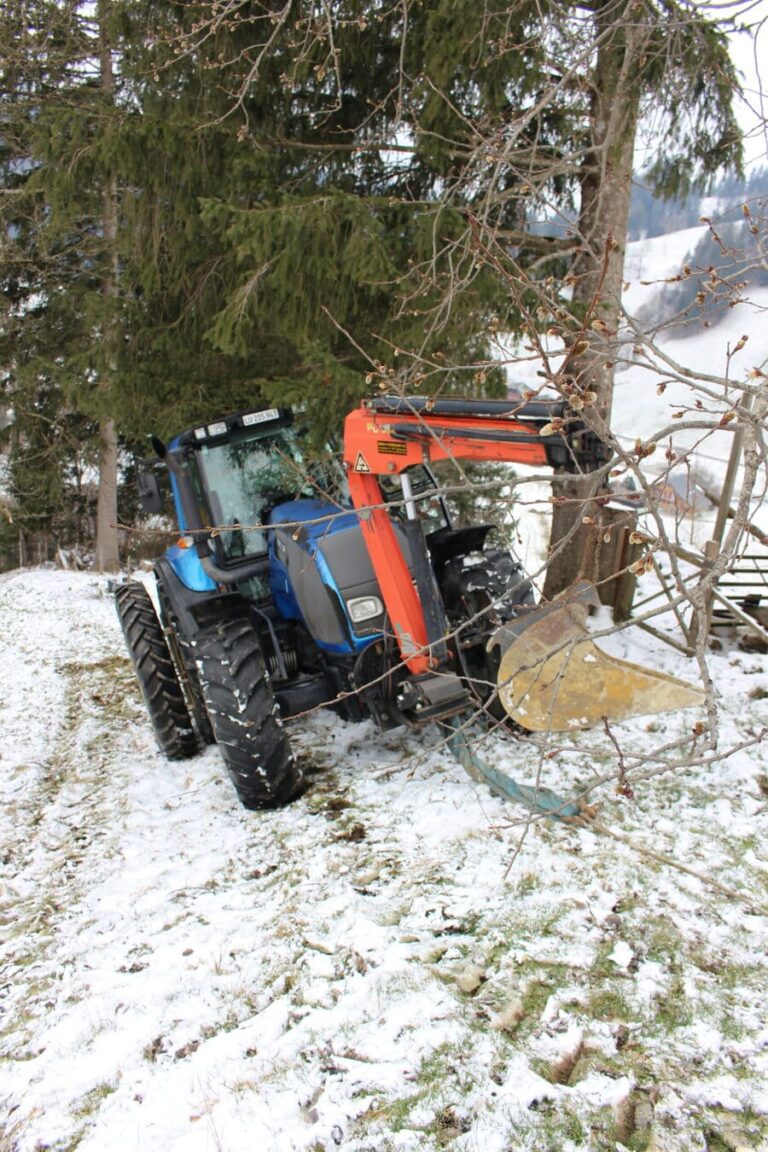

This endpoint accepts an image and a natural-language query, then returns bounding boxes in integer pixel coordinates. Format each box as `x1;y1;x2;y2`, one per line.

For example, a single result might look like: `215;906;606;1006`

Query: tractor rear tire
195;616;304;810
156;584;216;746
115;582;199;760
443;551;535;721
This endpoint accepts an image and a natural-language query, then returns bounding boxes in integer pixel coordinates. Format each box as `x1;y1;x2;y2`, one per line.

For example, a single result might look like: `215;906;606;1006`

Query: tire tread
115;583;199;760
195;616;302;809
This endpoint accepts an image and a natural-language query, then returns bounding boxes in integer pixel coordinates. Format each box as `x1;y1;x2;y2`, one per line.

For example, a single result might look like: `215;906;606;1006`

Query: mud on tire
115;582;199;760
195;615;303;810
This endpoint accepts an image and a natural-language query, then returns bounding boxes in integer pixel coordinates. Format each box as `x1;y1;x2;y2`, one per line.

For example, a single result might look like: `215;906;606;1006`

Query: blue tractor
116;396;685;811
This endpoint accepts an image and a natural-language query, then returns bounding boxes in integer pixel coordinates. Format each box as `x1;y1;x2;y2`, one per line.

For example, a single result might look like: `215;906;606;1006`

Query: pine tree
159;0;552;437
1;1;130;568
2;2;329;559
2;0;744;580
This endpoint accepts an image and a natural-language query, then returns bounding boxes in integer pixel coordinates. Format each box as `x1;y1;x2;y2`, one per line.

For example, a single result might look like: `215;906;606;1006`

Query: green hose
445;715;583;820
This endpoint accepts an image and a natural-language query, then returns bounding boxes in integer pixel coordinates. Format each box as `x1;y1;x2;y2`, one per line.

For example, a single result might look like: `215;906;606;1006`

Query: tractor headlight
347;595;383;624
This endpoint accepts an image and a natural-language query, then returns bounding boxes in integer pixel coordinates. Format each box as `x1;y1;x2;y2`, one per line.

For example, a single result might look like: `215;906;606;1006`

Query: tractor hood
267;499;413;655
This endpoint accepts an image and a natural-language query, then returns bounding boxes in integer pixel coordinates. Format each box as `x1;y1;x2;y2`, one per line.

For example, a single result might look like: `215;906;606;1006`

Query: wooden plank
709;587;768;645
635;620;695;656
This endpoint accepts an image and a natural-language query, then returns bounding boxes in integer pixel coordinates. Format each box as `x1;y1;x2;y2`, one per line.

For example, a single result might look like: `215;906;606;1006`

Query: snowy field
2;568;768;1152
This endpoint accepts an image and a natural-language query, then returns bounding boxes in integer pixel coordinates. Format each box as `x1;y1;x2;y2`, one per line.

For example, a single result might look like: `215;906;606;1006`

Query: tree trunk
94;417;120;571
92;2;121;573
543;0;644;601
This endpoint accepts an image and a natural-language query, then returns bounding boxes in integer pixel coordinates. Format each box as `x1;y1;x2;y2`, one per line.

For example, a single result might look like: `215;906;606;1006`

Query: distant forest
628;165;768;240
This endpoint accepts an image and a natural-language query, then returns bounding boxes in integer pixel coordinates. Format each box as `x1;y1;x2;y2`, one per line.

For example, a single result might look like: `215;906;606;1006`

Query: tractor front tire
115;582;199;760
195;616;303;810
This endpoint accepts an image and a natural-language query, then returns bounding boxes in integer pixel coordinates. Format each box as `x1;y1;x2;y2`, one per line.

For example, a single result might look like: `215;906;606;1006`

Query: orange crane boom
343;395;599;675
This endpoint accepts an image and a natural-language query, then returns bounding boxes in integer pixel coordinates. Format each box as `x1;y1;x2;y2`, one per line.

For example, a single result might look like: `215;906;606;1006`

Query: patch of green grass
644;917;683;967
624;1135;653;1152
589;937;629;978
700;1109;768;1152
520;976;558;1020
418;1042;464;1088
586;986;632;1022
651;973;693;1031
512;1101;590;1152
716;966;761;1041
479;957;570;1037
356;1041;477;1145
377;1093;417;1133
486;906;568;960
71;1081;117;1120
455;911;483;936
515;872;540;896
560;1109;586;1143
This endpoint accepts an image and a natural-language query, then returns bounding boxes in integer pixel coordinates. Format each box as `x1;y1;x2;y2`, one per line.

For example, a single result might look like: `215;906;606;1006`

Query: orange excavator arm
343;395;602;676
342;393;704;741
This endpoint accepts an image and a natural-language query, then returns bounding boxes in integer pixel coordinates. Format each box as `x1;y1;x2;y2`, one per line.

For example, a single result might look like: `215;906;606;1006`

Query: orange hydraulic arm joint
343;395;607;680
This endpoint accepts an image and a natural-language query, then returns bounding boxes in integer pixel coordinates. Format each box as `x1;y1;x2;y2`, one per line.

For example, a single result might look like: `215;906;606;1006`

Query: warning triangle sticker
354;452;371;473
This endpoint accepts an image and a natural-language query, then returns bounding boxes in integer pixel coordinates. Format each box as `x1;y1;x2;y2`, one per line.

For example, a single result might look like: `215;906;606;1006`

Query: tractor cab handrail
198;550;270;586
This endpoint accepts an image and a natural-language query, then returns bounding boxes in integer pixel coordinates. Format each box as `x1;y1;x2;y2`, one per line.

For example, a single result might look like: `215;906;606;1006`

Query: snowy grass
2;569;768;1152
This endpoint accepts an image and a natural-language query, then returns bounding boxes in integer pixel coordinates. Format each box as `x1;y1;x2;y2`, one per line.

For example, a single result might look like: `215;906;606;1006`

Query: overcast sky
728;1;768;167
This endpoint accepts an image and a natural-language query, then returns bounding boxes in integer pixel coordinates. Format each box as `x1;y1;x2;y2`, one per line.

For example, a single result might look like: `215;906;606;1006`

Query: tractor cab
140;407;345;595
170;407;346;555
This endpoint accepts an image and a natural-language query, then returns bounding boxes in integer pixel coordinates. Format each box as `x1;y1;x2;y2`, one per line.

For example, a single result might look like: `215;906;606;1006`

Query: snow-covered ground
2;568;768;1152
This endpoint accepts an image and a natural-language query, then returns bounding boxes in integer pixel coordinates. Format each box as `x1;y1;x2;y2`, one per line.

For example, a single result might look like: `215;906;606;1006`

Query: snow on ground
2;568;768;1152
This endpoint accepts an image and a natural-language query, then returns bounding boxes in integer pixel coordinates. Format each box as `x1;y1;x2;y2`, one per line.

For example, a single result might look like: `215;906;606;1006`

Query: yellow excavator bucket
490;583;705;733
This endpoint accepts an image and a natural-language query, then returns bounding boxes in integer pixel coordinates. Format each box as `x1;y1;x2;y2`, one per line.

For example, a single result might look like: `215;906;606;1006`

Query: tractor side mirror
137;469;163;515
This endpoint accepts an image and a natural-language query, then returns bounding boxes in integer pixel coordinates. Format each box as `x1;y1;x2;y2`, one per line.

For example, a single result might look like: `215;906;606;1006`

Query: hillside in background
526;170;768;336
627;166;768;241
632;217;768;332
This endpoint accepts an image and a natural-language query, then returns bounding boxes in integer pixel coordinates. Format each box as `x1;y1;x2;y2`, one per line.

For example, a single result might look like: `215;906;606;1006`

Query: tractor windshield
195;425;347;563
